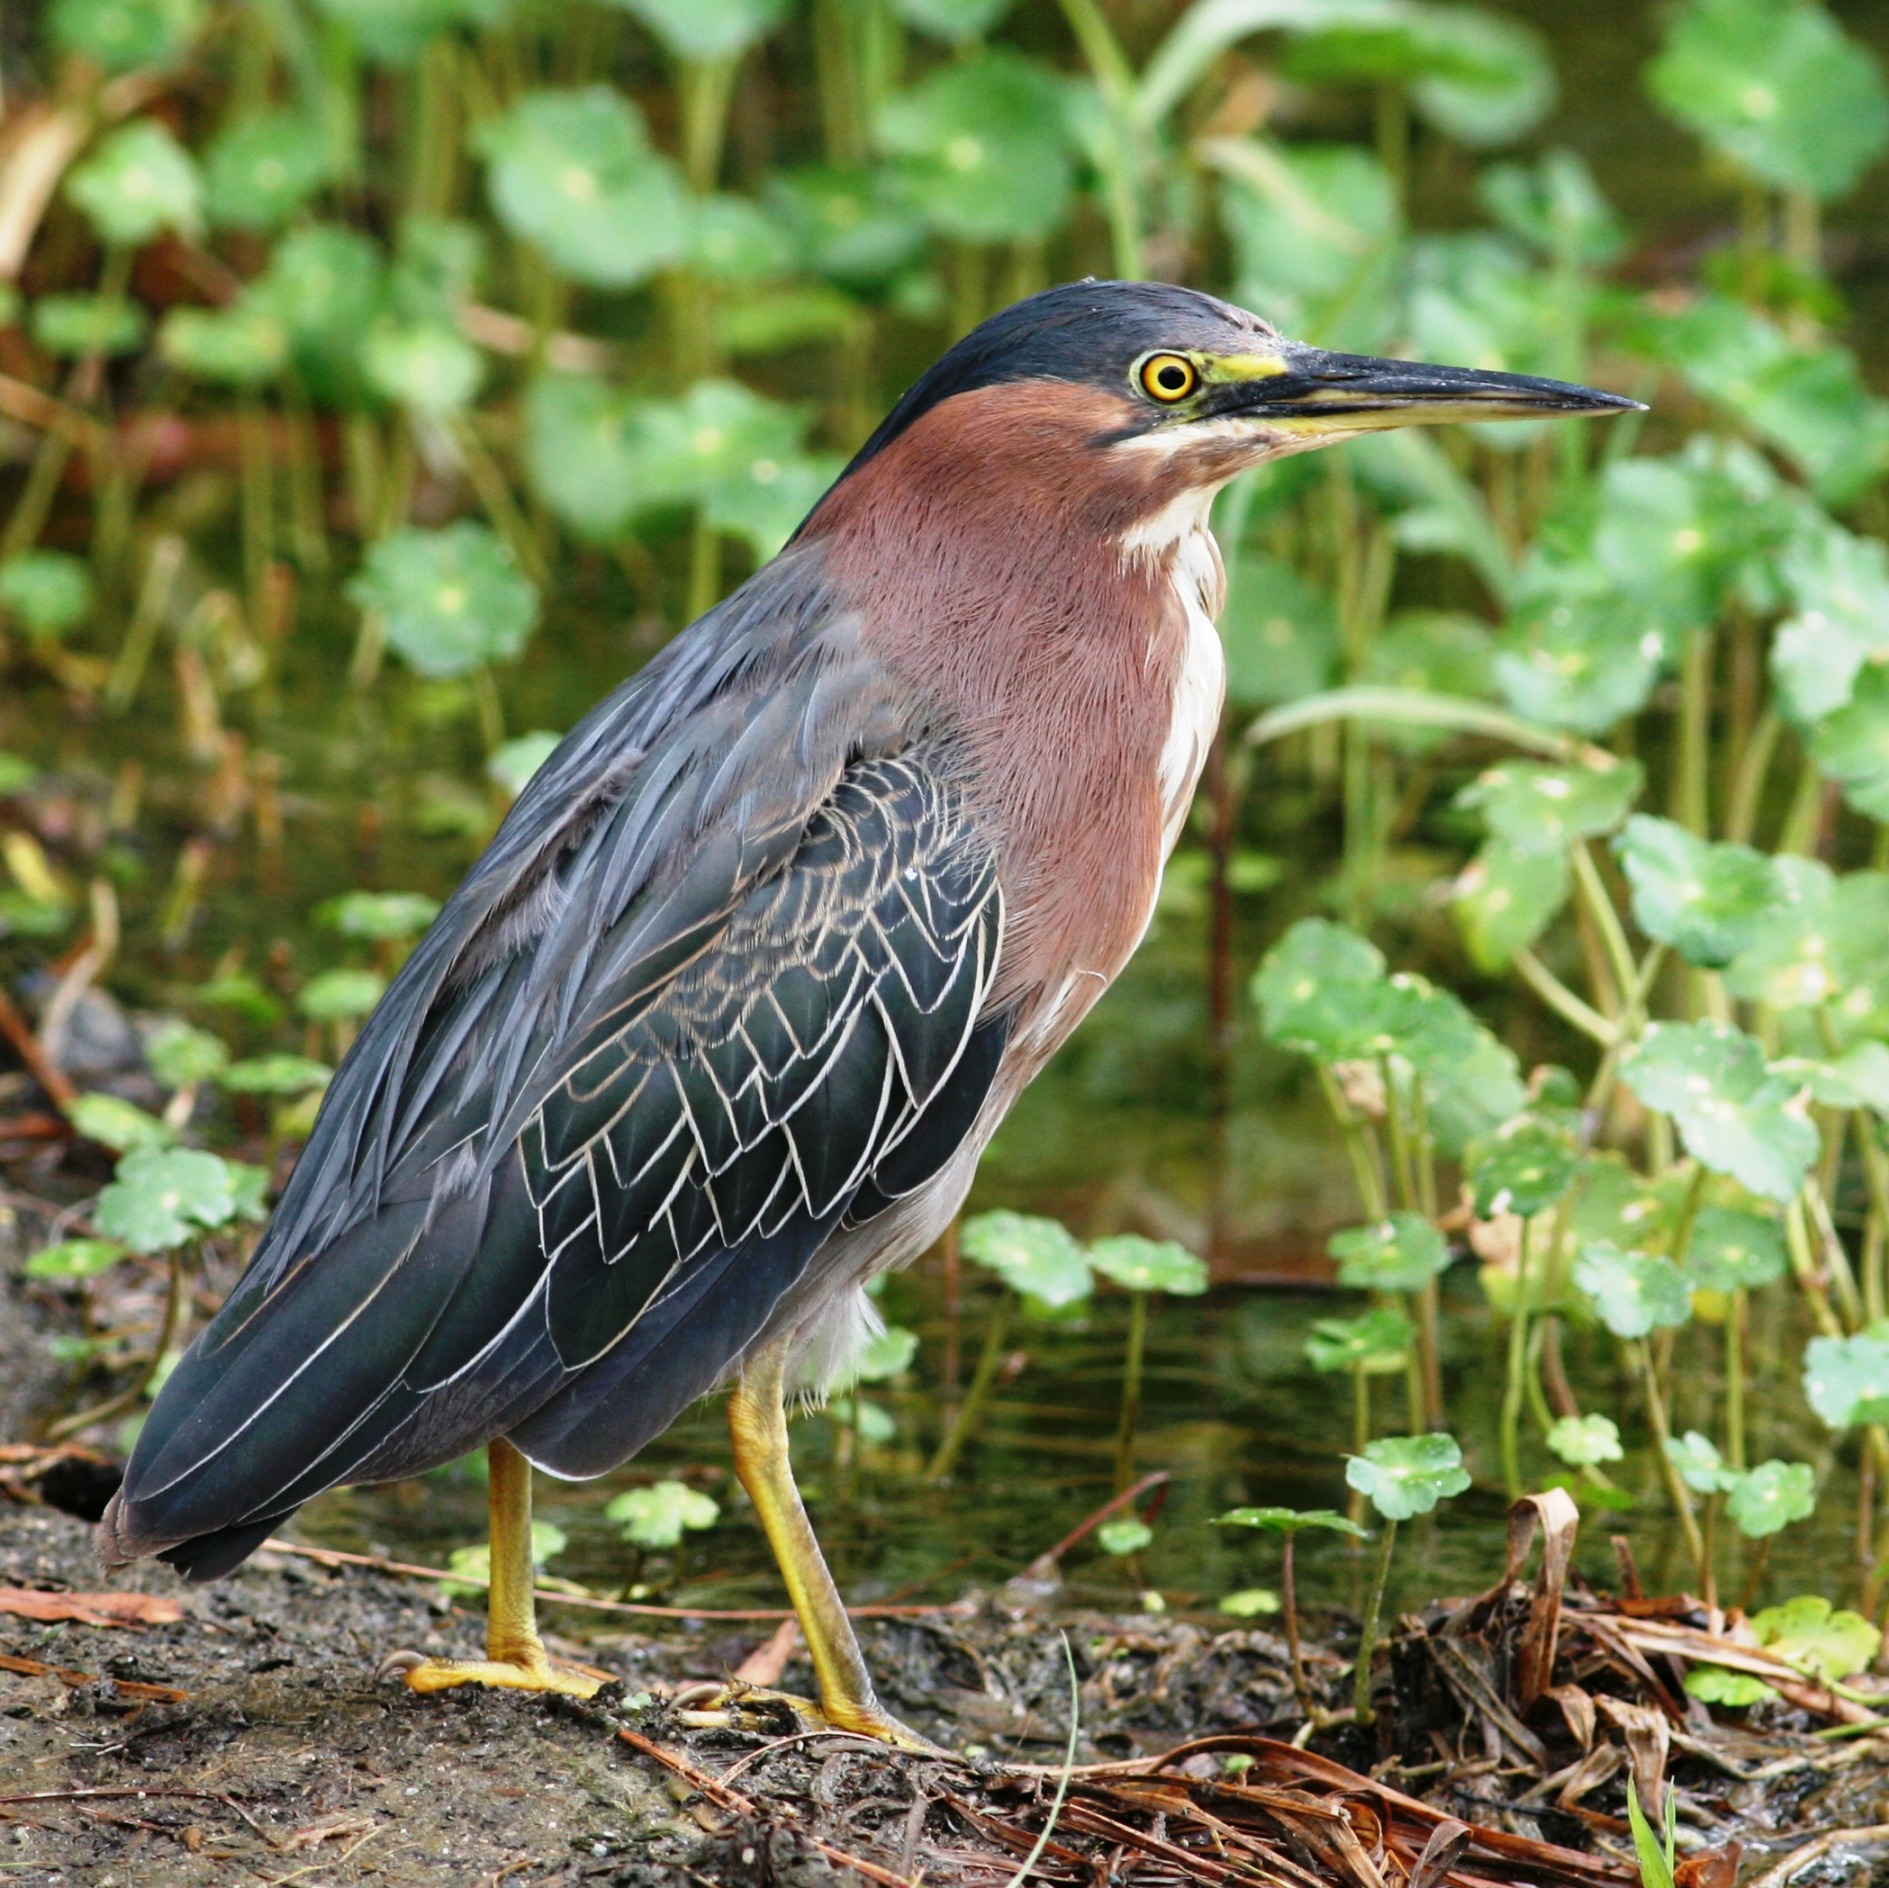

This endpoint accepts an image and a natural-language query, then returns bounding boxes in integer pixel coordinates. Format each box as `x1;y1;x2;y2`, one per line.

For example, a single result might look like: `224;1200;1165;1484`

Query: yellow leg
723;1342;938;1751
379;1438;612;1698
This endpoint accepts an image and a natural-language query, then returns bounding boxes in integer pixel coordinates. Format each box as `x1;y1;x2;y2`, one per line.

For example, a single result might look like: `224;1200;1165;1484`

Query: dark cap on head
843;281;1274;477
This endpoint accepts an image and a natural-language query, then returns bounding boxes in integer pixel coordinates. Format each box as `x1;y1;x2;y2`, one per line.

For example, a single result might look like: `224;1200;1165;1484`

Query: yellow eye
1139;353;1199;403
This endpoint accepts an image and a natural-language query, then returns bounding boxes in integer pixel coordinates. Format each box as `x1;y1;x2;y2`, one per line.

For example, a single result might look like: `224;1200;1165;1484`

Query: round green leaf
605;1479;720;1548
0;552;93;638
1576;1242;1693;1339
1771;523;1889;724
1304;1306;1412;1375
1097;1517;1153;1556
1752;1594;1879;1681
31;293;148;358
959;1209;1091;1309
1282;7;1554;147
1219;1587;1282;1617
159;304;289;387
1451;840;1571;973
766;166;928;292
47;0;203;72
145;1019;228;1088
1811;663;1889;821
68;1092;175;1153
892;0;1017;40
607;0;788;60
1803;1330;1889;1429
704;450;843;562
95;1146;240;1252
1621;1021;1817;1202
204;111;332;230
1219;141;1401;355
850;1324;919;1383
1252;918;1385;1056
522;374;643;541
1546;1412;1623;1467
1648;0;1889;200
490;729;562;799
1665;1428;1734;1495
1494;585;1667;736
1478;149;1624;266
296;966;386;1022
311;0;510;65
320;890;441;941
23;1237;130;1280
1327;1213;1449;1293
251;224;386;403
1214;1505;1368;1538
1220;553;1340;708
1725;1460;1815;1539
1344;1432;1470;1522
362;321;483;416
350;523;539;679
221;1054;333;1096
479;88;688;290
1086;1234;1208;1296
66;119;202;246
1724;857;1889;1019
1612;815;1785;968
1683;1205;1788;1291
1686;1663;1777;1707
1465;1111;1580;1219
875;51;1075;243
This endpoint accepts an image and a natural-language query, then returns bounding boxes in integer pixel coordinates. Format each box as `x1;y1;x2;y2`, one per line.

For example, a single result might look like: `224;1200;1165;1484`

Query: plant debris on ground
4;1481;1887;1886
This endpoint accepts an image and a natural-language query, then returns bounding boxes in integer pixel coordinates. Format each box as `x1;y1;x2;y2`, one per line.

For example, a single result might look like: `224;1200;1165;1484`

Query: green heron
100;281;1632;1744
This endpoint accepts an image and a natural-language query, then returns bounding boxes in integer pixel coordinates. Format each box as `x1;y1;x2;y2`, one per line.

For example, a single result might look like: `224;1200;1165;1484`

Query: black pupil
1156;363;1187;393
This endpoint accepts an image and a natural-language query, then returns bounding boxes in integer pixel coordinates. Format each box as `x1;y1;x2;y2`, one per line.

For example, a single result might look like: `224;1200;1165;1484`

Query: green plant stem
450;414;547;583
104;534;185;714
1637;1336;1707;1580
1513;948;1618;1045
1804;1176;1864;1332
1053;0;1143;279
1571;842;1639;1014
1669;1163;1707;1274
1416;1278;1444;1429
1353;1518;1396;1725
1281;1532;1311;1718
1246;687;1610;766
1675;627;1713;837
925;1296;1009;1483
1113;1290;1146;1493
1724;709;1779;847
1500;1219;1532;1501
679;55;739;194
1785;1197;1845;1339
1348;1366;1369;1528
1725;1289;1746;1473
46;1246;191;1443
1316;1066;1388;1219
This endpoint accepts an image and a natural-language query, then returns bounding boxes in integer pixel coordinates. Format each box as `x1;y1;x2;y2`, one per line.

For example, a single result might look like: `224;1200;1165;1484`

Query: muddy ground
1;1496;1330;1885
8;1492;1889;1888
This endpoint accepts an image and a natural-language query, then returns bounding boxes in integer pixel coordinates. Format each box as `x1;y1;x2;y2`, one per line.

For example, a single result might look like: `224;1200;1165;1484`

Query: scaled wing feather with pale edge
103;550;1007;1579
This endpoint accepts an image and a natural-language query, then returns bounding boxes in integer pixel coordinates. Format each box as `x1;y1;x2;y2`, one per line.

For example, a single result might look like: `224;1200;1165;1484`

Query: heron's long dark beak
1222;347;1643;435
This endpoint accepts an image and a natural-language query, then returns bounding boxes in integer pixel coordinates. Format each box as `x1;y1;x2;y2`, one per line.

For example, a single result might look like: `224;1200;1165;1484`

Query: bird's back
102;544;1011;1578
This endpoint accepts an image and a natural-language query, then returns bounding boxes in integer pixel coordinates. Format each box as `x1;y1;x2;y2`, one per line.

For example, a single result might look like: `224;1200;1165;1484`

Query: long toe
377;1647;612;1698
671;1682;948;1755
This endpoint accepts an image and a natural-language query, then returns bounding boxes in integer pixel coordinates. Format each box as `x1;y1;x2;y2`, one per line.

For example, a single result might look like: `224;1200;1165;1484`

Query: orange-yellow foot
377;1648;613;1698
668;1680;944;1754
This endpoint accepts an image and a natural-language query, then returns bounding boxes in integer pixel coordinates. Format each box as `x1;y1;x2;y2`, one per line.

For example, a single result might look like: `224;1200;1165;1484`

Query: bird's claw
376;1646;613;1698
667;1680;946;1754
